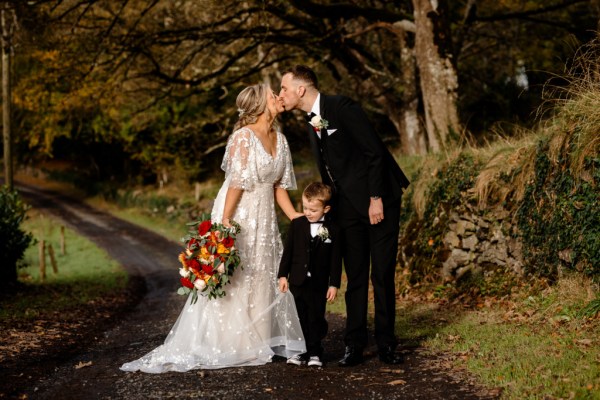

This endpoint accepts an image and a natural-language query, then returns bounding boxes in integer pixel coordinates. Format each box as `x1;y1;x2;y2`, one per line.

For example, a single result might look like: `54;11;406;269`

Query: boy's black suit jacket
308;94;410;217
278;216;342;288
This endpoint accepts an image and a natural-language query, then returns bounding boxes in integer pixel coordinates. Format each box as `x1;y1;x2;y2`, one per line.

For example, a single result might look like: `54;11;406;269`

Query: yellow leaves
32;49;61;63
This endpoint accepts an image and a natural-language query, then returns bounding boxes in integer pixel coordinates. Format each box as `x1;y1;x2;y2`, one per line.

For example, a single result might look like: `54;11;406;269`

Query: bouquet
177;213;242;303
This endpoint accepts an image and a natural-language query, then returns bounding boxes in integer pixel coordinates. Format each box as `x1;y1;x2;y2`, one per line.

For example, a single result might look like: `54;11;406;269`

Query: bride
121;83;306;373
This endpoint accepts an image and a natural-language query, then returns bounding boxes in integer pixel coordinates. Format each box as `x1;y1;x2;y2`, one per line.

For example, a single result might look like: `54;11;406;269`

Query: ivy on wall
517;140;599;279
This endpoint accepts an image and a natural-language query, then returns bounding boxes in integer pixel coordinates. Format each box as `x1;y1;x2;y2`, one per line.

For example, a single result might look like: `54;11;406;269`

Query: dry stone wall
440;205;524;281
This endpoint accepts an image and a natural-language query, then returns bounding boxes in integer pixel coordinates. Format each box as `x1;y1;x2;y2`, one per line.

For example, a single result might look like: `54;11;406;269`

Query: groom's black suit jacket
308;94;410;217
277;216;342;289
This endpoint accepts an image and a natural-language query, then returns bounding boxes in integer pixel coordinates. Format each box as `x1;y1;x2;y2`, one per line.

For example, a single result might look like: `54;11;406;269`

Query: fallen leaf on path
388;379;407;385
575;339;593;346
380;368;404;374
75;361;93;369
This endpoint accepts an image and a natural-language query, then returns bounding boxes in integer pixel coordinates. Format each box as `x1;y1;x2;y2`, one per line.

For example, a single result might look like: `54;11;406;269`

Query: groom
279;65;409;366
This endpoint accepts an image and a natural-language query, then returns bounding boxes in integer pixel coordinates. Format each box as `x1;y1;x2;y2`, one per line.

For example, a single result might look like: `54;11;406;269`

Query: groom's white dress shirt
309;93;322;139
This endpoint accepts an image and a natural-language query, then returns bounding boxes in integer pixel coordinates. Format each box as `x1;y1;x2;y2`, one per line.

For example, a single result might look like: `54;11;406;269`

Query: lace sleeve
221;128;257;191
275;132;297;190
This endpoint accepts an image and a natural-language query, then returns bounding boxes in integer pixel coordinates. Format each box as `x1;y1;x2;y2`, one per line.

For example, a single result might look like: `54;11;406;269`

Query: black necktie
305;112;316;122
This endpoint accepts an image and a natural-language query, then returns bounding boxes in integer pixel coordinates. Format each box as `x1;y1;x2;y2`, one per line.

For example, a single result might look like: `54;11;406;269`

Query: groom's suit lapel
307;98;326;179
319;93;327;125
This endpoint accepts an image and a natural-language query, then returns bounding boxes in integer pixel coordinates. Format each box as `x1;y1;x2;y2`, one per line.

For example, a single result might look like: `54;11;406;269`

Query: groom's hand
368;197;384;225
326;286;338;302
278;277;288;293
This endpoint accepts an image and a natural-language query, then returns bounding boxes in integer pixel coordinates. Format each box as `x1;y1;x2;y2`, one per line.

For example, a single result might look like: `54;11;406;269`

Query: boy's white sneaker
287;354;307;366
307;356;322;367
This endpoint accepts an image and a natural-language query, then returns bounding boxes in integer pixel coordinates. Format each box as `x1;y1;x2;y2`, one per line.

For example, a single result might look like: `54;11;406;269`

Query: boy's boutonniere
309;114;329;133
316;225;330;241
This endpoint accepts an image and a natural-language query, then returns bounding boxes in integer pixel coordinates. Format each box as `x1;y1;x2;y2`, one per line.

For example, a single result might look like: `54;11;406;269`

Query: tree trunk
1;5;13;190
373;23;427;155
413;0;461;152
397;27;427;155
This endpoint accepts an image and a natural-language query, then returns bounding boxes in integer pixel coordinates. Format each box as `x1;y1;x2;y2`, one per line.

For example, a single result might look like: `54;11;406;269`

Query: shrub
0;186;34;285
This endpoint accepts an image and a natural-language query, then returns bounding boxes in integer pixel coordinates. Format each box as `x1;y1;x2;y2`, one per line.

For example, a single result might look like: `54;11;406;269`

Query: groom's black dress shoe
378;346;404;365
338;346;364;367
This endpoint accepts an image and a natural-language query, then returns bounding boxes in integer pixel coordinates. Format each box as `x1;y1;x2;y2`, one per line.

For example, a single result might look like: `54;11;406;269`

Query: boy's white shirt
309;217;325;238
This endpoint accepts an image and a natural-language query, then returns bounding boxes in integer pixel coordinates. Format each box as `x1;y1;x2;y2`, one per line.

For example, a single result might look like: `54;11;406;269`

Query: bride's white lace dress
121;127;306;373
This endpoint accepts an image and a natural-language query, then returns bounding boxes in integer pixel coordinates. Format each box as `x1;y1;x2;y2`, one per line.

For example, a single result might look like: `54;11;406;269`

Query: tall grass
474;37;600;209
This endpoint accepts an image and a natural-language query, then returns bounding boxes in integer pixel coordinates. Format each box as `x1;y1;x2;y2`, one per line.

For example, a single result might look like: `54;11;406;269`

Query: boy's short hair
303;182;332;206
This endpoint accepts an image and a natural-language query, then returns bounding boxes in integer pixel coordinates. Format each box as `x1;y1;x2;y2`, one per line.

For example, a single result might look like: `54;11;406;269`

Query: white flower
179;268;190;278
317;225;330;241
217;264;225;274
194;279;207;290
309;115;329;131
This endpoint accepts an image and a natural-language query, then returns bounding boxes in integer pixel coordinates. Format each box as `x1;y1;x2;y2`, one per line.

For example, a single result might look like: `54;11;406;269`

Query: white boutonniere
309;114;329;132
316;225;330;241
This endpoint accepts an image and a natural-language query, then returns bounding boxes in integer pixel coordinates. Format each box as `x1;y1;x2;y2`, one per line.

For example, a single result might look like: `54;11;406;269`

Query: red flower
201;264;214;276
187;237;198;249
186;258;201;275
180;277;194;289
198;220;212;236
222;237;234;248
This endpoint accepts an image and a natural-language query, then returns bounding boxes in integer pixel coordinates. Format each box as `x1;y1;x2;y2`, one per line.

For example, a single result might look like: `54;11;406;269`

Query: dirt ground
0;183;500;400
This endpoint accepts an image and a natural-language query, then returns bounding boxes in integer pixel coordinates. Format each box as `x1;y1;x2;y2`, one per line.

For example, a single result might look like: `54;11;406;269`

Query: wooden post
48;243;58;274
39;239;46;281
60;225;66;255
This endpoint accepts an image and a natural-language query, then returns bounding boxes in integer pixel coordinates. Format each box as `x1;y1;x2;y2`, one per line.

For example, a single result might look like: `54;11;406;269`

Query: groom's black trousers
335;192;400;350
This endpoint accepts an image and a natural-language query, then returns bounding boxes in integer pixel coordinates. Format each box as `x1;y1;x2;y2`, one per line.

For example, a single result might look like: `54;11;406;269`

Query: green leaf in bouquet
177;287;191;295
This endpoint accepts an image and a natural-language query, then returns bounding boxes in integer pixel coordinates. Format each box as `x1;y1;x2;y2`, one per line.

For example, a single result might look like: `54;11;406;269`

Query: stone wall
440;205;525;281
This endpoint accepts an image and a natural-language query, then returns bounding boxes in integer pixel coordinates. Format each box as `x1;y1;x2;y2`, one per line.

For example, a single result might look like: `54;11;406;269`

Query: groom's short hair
284;65;319;90
303;182;332;206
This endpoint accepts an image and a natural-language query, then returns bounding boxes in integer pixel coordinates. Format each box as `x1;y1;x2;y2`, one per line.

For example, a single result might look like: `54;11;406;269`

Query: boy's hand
326;286;337;302
278;277;288;293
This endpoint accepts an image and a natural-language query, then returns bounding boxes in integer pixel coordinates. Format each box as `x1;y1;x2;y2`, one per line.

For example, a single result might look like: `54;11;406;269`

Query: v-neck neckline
247;127;278;159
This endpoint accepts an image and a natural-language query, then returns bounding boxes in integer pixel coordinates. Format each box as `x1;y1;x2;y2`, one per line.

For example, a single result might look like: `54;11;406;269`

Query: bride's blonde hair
234;83;276;131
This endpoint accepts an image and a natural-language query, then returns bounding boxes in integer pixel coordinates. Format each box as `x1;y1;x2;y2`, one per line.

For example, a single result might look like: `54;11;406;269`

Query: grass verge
397;275;599;399
1;210;129;321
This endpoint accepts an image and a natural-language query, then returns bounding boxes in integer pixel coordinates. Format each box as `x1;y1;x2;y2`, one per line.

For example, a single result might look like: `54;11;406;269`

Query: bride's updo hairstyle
234;83;270;131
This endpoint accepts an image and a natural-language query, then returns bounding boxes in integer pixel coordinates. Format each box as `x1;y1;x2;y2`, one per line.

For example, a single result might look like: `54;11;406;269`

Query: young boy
278;182;342;367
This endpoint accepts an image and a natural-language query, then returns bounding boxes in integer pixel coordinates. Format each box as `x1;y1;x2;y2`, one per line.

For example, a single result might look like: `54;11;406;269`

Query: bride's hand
291;211;304;220
222;217;232;227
